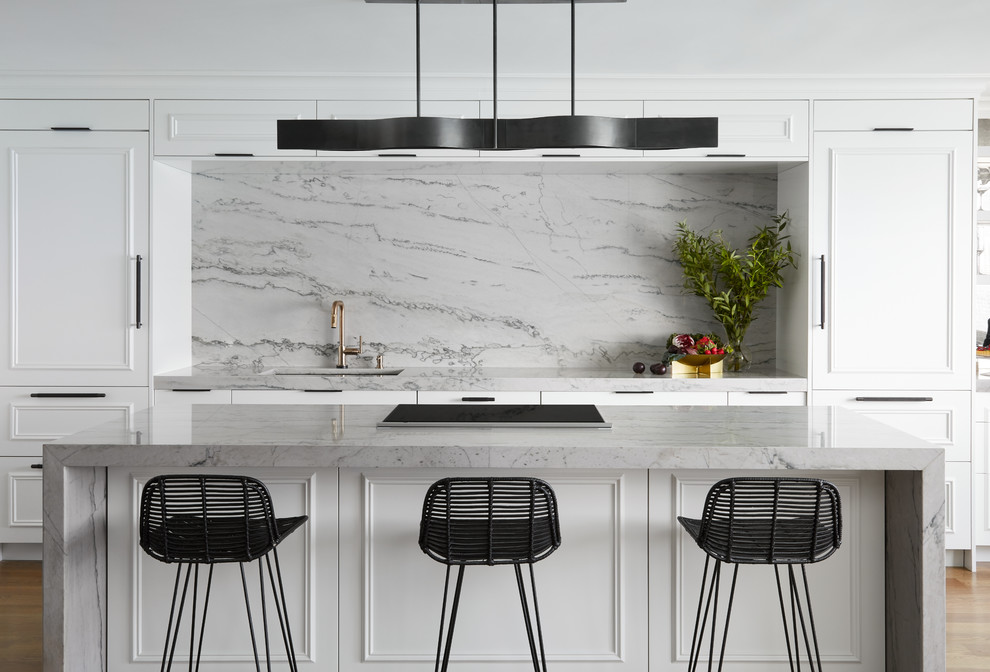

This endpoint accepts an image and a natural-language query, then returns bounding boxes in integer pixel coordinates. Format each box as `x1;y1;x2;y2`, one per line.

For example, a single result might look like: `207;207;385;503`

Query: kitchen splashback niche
191;166;778;369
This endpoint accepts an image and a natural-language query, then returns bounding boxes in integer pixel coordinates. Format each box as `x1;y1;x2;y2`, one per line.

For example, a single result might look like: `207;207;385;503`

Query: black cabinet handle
614;390;655;394
854;396;933;402
746;391;788;395
819;254;826;330
706;153;746;158
541;153;581;158
135;255;143;329
378;153;417;157
30;393;107;398
213;153;254;157
873;127;914;132
303;389;343;393
30;464;43;470
170;389;213;393
461;396;496;402
50;126;91;131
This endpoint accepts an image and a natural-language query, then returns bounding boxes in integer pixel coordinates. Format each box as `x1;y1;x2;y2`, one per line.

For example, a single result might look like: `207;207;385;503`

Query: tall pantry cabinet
0;100;151;547
810;99;975;553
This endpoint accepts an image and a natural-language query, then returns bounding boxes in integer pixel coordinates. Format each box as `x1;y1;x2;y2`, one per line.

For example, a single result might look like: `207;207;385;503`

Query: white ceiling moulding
0;72;985;102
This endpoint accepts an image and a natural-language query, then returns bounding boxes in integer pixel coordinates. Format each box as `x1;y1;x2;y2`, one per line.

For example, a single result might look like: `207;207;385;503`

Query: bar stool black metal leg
239;562;263;672
439;565;466;672
800;564;824;671
163;563;194;672
193;565;214;672
266;549;300;672
513;563;541;672
774;566;797;672
528;563;550;672
715;564;739;672
258;559;272;672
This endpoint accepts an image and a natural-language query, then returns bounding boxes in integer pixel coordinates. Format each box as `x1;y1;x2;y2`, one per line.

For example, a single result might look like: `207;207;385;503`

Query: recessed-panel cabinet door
812;131;971;389
0;131;149;385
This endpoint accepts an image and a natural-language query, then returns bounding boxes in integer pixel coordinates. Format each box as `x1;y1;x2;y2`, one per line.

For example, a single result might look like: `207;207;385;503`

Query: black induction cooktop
377;404;611;428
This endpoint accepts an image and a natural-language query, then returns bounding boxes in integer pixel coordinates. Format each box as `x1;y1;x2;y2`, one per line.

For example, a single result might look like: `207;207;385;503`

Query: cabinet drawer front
813;99;973;131
541;390;727;406
812;390;971;461
230;389;416;405
0;99;149;130
0;387;149;457
643;100;809;157
155;99;317;156
417;390;540;405
727;391;807;406
154;389;233;406
0;457;43;543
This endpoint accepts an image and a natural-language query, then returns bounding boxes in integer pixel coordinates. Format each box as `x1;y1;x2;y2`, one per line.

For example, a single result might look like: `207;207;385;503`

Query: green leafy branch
673;212;798;345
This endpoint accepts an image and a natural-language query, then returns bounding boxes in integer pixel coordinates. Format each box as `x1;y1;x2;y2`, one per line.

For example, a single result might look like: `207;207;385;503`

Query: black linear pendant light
277;0;717;152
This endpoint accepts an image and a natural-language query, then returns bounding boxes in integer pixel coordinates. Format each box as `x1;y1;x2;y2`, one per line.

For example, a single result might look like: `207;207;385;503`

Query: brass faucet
330;300;363;368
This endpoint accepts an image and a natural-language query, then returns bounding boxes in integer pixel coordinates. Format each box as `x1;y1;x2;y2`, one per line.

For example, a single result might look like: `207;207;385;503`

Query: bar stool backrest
419;477;562;566
139;474;281;564
695;477;842;564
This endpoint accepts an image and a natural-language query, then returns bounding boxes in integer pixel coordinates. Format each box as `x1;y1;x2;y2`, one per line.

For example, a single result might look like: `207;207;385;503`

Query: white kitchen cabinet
230;389;416;405
541;390;727;406
107;466;337;672
945;461;973;551
338;467;648;672
316;100;482;158
813;99;973;132
154;388;233;406
812;390;971;462
643;99;810;158
417;390;541;405
154;99;317;157
0;99;149;131
0;387;150;458
650;469;885;672
0;457;43;544
0;127;150;386
811;126;972;390
727;390;808;406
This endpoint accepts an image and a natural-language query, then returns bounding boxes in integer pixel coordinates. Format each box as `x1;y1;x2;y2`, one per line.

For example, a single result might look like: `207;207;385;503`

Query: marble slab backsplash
191;166;779;369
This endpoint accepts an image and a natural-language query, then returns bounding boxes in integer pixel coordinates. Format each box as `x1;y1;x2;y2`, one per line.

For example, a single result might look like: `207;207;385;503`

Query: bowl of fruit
664;333;732;376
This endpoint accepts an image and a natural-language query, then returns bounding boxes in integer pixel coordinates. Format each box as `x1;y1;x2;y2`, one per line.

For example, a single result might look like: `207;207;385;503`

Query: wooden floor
1;560;989;671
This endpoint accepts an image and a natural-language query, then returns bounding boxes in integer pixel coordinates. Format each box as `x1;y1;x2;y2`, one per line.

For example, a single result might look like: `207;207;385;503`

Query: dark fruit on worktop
650;363;667;375
632;362;646;374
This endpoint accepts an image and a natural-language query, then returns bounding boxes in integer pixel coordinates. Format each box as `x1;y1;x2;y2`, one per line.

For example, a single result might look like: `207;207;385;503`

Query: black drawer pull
213;153;254;157
873;127;914;132
461;396;496;402
541;153;581;158
170;389;212;393
135;255;143;329
50;126;91;131
30;464;43;470
378;153;417;157
747;391;788;395
854;396;933;402
706;153;746;158
614;390;654;394
303;389;343;393
30;392;107;398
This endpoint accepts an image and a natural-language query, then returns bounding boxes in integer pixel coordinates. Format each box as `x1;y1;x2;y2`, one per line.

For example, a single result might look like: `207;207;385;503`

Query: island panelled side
106;465;883;672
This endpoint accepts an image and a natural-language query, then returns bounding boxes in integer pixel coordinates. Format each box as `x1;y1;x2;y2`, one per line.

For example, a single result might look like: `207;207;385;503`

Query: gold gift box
671;354;726;377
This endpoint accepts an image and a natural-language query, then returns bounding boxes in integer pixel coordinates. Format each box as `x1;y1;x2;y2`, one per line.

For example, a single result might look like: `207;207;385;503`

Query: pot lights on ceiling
276;0;717;151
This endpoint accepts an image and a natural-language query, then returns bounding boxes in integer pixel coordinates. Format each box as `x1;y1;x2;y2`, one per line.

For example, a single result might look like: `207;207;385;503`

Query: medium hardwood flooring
2;560;990;671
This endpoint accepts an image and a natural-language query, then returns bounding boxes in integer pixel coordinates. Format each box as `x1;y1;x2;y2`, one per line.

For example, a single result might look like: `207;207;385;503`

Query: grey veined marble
192;167;778;369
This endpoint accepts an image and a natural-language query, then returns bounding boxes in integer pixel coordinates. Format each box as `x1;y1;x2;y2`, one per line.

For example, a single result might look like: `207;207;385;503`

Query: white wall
1;0;988;77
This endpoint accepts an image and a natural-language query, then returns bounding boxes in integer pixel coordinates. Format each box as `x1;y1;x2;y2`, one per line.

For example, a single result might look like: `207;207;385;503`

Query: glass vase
723;329;752;372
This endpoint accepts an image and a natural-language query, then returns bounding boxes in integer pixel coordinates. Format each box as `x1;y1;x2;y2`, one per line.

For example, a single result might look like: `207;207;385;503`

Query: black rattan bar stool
419;477;562;672
677;477;842;672
138;474;308;672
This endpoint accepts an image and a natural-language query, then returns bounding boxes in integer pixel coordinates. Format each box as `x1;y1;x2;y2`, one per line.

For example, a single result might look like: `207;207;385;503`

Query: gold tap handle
343;335;363;356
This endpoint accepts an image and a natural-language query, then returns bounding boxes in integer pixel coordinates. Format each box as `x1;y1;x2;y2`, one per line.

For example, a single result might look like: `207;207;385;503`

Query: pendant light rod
493;0;498;148
416;0;421;117
570;0;575;116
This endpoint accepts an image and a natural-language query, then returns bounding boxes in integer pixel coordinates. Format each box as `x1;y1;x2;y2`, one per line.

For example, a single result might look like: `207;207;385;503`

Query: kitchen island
43;404;943;672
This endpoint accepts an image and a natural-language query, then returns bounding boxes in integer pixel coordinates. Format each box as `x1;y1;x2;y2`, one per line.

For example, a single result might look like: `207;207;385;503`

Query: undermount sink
262;367;404;376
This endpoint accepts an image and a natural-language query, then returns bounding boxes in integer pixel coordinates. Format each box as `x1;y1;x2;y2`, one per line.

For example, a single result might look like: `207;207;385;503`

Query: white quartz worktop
154;365;806;393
